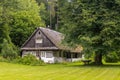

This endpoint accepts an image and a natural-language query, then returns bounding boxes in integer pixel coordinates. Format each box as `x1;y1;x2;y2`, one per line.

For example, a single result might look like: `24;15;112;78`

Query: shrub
116;50;120;61
1;39;18;60
15;54;44;66
0;56;8;62
104;52;119;63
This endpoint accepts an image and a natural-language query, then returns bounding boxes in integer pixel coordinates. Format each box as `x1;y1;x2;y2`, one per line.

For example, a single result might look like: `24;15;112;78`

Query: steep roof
40;27;64;49
21;27;82;53
21;27;64;49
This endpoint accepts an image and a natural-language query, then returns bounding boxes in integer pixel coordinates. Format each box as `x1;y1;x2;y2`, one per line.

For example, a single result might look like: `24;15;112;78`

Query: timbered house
21;27;83;63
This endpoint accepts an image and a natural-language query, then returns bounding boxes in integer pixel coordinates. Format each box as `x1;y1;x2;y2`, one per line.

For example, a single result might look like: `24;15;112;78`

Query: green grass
0;62;120;80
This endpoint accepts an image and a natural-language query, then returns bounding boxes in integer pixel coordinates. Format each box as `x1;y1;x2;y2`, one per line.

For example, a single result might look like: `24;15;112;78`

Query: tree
0;0;45;49
36;0;58;30
0;0;15;51
58;0;120;64
10;0;45;47
9;0;45;47
1;39;18;60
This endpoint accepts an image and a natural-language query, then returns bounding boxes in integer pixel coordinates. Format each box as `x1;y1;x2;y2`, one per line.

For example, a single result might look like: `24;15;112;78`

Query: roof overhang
21;47;59;51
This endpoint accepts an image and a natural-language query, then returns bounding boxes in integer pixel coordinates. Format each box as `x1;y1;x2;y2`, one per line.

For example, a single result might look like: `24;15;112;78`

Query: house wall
22;50;56;63
40;51;66;63
66;53;83;62
22;50;83;63
22;50;36;57
22;50;66;63
40;51;55;63
66;58;82;62
22;50;40;59
23;29;55;48
53;51;66;63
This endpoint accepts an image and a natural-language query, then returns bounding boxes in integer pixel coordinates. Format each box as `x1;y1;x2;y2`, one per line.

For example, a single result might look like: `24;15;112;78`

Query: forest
0;0;120;65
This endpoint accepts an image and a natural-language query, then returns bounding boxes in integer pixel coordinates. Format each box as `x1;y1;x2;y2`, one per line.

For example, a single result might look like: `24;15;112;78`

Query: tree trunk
94;52;103;65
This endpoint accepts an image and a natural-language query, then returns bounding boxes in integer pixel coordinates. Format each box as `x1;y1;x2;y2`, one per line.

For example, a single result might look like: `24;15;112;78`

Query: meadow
0;62;120;80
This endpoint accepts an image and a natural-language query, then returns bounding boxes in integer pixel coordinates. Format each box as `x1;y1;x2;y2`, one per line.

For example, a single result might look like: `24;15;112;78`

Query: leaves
1;39;18;60
58;0;120;59
0;0;46;49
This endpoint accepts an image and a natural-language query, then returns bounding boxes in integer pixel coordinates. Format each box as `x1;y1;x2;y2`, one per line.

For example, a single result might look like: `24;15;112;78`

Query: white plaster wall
67;58;82;62
41;57;55;63
54;57;65;63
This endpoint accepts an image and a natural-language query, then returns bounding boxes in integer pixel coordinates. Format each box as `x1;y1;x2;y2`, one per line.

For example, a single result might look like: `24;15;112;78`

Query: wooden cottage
21;27;83;63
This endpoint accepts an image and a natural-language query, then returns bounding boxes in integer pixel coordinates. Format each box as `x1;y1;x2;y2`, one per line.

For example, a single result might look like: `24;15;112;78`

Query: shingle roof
21;27;82;53
39;27;64;49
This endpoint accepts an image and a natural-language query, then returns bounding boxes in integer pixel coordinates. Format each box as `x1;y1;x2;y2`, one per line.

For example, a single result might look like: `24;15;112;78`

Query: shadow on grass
67;63;120;68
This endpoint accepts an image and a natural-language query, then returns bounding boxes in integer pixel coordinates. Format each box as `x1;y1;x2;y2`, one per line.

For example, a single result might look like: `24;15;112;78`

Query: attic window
36;37;43;43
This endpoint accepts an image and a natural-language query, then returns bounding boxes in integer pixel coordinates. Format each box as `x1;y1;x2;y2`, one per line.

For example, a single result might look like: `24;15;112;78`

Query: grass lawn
0;62;120;80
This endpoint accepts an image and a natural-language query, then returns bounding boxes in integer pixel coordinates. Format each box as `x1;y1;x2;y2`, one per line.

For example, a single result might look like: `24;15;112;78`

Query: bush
104;52;119;63
0;53;44;66
1;39;18;60
116;50;120;61
0;56;9;62
15;54;44;66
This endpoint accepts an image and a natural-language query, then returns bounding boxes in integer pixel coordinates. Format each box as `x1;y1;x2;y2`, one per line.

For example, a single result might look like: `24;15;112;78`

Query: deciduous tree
58;0;120;64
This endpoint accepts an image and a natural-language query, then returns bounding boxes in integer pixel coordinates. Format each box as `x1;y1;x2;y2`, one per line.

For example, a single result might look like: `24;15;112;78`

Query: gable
21;27;82;53
22;29;56;48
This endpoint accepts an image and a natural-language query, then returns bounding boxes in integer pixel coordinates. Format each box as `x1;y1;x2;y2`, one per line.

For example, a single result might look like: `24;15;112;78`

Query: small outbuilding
21;27;83;63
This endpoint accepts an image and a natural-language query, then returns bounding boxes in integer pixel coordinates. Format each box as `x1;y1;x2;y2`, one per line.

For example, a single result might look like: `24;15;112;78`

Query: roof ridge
39;27;62;34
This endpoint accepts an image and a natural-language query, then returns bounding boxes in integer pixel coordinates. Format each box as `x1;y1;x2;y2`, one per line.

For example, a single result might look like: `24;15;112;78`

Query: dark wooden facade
22;28;56;48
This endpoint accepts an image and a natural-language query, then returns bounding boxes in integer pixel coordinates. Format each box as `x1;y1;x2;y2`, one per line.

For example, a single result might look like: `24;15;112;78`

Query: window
63;53;66;57
66;53;71;58
73;53;78;58
36;37;43;43
41;51;46;57
41;51;53;58
59;53;62;57
23;51;36;56
46;51;53;58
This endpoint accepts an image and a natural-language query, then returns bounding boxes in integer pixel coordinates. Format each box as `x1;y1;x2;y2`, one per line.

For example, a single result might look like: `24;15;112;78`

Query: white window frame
41;51;46;57
36;38;43;43
46;51;53;58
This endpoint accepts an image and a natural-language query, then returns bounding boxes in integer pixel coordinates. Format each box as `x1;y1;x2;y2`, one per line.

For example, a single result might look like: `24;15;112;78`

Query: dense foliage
0;0;120;64
0;0;45;48
1;39;18;60
58;0;120;64
104;52;119;63
14;54;44;66
9;0;45;47
0;0;46;59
